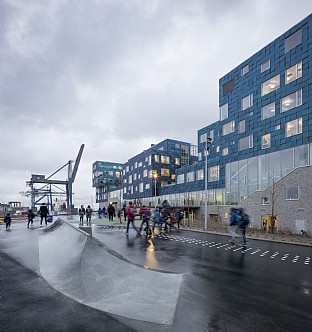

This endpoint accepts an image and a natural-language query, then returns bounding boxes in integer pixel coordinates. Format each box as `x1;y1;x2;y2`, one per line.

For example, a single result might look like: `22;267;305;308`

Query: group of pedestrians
229;207;250;245
78;205;92;226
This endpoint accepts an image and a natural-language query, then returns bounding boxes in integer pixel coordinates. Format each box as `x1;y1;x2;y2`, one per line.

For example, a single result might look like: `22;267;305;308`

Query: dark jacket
39;205;49;217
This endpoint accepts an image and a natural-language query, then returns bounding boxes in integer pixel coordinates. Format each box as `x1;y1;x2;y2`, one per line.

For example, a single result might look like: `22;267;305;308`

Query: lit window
216;146;220;153
161;168;170;176
286;118;302;137
171;174;175;181
154;155;159;162
139;183;144;193
242;93;253;110
143;169;148;177
238;134;253;151
209;166;219;182
285;62;302;84
145;183;150;189
261;133;271;149
241;64;249;76
222;147;228;156
261;74;280;96
175;158;180;165
222;120;235;135
285;186;299;200
138;162;142;167
261;102;275;120
261;60;270;73
275;125;280;130
161;156;170;164
220;103;228;121
238;120;245;134
281;90;302;113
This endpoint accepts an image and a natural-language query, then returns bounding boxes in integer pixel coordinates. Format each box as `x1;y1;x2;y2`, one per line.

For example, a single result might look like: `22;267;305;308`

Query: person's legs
229;225;236;243
40;216;43;225
126;220;130;234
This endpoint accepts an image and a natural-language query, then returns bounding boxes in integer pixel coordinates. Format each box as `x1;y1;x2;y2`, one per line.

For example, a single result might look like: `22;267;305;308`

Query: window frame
286;117;302;138
261;74;280;96
285;186;299;200
261;60;270;73
281;89;302;113
285;62;302;84
261;102;275;120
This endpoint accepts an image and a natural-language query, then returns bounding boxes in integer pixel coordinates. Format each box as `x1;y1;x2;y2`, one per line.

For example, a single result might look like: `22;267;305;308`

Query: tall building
93;14;312;234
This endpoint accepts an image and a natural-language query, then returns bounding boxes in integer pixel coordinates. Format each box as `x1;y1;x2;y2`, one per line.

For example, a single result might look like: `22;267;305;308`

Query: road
1;221;311;332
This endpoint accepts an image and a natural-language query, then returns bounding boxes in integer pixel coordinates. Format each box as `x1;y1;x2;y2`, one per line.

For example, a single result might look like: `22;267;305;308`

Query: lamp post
204;136;212;231
153;173;157;211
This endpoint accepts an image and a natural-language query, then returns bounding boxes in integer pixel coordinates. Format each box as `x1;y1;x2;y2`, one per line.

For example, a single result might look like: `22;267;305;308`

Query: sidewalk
181;218;312;246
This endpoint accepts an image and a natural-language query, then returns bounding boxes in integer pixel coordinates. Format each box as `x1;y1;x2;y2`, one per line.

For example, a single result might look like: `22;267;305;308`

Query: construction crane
23;144;85;214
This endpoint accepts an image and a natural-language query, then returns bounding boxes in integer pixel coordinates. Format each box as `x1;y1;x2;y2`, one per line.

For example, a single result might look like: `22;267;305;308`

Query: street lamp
204;136;212;231
153;173;157;210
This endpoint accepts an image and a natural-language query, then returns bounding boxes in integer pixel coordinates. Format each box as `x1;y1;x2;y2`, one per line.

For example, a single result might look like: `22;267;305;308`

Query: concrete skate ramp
39;219;183;325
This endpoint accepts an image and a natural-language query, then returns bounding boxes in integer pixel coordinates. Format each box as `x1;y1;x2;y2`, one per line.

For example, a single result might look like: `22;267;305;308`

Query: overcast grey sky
1;0;312;208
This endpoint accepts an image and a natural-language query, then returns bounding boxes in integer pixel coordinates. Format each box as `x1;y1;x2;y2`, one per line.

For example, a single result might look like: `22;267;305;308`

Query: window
209;166;219;182
261;60;270;73
242;93;253;110
154;155;159;162
220;103;228;121
238;120;245;134
238;134;253;151
285;29;302;53
286;118;302;137
186;172;195;182
222;147;228;156
261;197;269;205
161;156;170;164
261;133;271;149
261;74;280;96
143;169;148;177
145;183;150;189
286;62;302;84
241;64;249;76
281;90;302;113
177;174;184;184
171;174;175;181
209;129;214;141
200;133;207;143
261;102;275;120
161;181;168;187
216;146;220;153
134;162;137;169
222;78;235;96
175;158;180;165
275;124;280;130
222;120;235;135
161;168;170;176
139;183;144;193
285;186;299;200
138;162;142;167
197;169;204;180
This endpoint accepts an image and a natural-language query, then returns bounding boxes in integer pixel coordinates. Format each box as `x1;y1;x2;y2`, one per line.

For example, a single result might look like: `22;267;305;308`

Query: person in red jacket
125;202;139;236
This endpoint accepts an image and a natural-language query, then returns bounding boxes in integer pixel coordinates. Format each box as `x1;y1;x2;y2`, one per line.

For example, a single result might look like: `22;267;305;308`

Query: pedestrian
79;205;85;225
229;207;240;245
103;206;107;218
122;203;127;221
27;209;35;228
237;207;250;245
125;201;139;235
152;209;162;232
4;213;12;230
86;205;92;226
98;207;103;219
138;205;152;236
39;203;49;226
107;203;115;221
175;208;183;228
117;209;122;223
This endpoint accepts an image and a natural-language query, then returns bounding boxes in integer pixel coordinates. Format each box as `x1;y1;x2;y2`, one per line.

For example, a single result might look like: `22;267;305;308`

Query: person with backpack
237;207;250;245
27;209;35;228
39;203;49;226
125;201;139;236
229;207;240;245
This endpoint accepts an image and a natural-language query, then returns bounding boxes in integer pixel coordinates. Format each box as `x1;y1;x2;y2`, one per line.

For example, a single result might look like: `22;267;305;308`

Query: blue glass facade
94;14;312;208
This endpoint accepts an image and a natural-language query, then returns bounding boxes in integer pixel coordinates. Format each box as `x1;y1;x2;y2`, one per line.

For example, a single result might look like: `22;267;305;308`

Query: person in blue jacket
229;207;240;244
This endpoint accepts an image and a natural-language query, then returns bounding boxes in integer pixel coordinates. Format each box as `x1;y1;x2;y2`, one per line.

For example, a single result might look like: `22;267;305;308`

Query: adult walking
79;205;85;225
107;203;115;221
86;205;92;226
125;202;139;235
237;207;250;245
39;203;49;226
229;207;239;245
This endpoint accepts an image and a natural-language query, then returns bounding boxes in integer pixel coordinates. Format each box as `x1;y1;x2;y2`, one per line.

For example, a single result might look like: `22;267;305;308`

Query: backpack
240;213;250;226
130;207;137;216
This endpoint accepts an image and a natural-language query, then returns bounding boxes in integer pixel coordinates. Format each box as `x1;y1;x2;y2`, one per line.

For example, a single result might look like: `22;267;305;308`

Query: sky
1;0;312;209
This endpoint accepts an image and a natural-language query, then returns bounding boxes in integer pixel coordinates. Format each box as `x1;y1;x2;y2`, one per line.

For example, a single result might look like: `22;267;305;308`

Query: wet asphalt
1;219;312;332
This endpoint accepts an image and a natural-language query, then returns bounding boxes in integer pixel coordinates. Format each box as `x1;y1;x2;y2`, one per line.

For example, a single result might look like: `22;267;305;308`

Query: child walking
4;213;12;230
